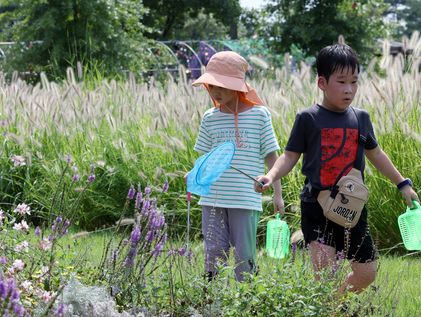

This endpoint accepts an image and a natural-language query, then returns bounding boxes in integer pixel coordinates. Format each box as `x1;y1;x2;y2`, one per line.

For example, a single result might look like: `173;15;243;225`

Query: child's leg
308;241;336;279
340;216;377;293
228;208;259;282
301;201;337;278
202;206;230;278
339;260;377;293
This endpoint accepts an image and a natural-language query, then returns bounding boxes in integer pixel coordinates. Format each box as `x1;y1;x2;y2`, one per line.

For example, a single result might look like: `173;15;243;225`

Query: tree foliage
402;0;421;37
263;0;390;64
0;0;149;78
141;0;241;39
385;0;421;37
176;9;229;40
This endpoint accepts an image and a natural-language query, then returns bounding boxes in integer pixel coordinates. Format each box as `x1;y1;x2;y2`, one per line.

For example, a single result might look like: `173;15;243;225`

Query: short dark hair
316;44;360;81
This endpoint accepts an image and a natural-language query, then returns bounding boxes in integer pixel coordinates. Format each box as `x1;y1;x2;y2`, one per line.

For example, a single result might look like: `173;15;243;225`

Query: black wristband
397;178;412;190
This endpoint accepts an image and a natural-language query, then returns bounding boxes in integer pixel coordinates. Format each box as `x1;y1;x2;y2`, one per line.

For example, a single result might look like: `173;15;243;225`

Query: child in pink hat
191;51;283;282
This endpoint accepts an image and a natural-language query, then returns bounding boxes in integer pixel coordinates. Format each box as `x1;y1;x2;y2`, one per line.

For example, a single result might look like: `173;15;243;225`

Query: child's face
208;84;237;107
318;67;359;112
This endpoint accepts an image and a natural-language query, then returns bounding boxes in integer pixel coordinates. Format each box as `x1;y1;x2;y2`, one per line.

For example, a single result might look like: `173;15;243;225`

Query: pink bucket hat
192;51;263;105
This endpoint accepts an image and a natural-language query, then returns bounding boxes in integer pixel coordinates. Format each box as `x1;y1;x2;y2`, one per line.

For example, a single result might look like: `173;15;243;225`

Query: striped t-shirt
194;106;280;211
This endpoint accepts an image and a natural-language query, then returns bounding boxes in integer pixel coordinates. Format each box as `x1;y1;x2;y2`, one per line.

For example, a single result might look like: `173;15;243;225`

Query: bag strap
330;108;366;186
352;107;366;171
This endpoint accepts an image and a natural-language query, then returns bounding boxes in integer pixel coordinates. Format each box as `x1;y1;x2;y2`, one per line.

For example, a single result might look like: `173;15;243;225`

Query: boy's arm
365;146;419;207
265;151;284;214
256;150;301;192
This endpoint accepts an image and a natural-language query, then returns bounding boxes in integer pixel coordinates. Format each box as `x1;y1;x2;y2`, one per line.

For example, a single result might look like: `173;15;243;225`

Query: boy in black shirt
255;44;419;293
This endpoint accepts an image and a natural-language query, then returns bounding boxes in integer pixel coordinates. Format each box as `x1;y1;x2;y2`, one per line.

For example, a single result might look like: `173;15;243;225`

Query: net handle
230;165;264;187
409;200;420;210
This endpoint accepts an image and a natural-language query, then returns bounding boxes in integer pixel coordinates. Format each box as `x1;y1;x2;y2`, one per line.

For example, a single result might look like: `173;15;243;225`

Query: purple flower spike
0;277;25;317
11;289;20;300
162;182;169;193
88;174;96;183
135;192;142;210
0;256;7;265
178;247;187;257
127;185;135;200
72;174;80;182
0;280;5;297
55;303;66;317
130;226;141;245
142;200;150;213
35;226;41;236
145;230;154;242
14;303;25;317
144;187;151;196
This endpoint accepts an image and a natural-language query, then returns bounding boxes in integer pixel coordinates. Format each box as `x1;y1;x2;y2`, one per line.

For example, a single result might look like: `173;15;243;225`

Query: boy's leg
339;261;377;293
301;201;337;278
308;241;336;278
202;206;230;278
339;218;378;293
228;208;259;282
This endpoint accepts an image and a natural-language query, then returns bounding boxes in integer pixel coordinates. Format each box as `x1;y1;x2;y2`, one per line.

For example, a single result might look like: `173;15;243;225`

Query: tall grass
0;33;420;248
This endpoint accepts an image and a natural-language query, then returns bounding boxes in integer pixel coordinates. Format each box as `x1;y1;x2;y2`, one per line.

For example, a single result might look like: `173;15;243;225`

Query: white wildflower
41;291;53;303
13;203;31;216
39;237;52;251
21;280;33;292
13;220;29;232
15;240;29;252
12;259;25;271
11;155;26;167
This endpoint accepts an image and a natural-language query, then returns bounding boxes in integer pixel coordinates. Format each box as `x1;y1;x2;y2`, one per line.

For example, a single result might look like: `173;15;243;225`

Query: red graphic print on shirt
320;128;358;187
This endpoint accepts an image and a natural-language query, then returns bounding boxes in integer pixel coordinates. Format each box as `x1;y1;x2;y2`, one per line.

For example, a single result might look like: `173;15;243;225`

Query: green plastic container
266;214;290;259
398;200;421;251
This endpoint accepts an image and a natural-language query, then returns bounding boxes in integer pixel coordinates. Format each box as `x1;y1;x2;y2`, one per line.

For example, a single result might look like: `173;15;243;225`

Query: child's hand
273;194;285;215
400;185;420;208
254;175;272;192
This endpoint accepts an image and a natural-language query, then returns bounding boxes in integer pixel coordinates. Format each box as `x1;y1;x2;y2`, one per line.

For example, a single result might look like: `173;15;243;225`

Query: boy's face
318;67;359;112
208;84;237;107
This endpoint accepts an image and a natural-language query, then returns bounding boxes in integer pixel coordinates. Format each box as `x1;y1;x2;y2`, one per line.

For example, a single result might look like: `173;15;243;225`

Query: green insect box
398;201;421;251
266;214;290;259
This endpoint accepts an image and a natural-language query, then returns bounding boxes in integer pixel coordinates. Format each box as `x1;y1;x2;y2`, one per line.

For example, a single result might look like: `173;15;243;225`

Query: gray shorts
202;205;259;281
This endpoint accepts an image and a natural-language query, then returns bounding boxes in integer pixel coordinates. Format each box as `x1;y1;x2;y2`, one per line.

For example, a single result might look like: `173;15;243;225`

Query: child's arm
265;151;284;214
256;150;301;193
365;146;419;207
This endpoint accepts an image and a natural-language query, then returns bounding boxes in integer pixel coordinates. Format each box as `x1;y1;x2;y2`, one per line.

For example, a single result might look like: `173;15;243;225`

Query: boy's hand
273;193;285;215
254;175;272;192
400;185;420;208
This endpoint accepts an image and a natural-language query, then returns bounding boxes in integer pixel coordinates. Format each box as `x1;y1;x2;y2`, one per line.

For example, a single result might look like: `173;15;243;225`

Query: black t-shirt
285;104;378;201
